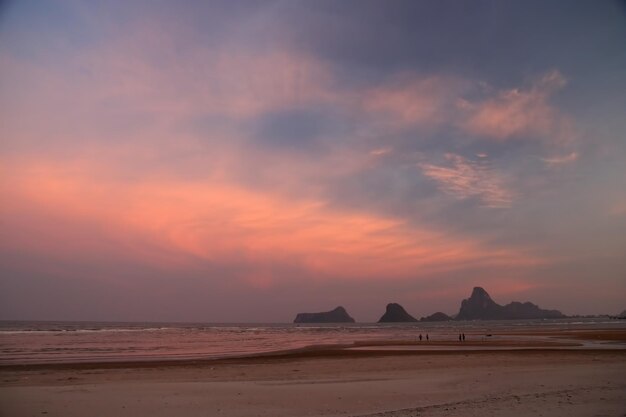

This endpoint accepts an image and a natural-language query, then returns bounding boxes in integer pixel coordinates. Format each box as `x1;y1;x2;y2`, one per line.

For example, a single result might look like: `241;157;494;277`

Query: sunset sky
1;1;625;322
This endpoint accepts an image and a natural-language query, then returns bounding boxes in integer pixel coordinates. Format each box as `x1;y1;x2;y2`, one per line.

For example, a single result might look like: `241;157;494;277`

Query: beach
2;333;625;417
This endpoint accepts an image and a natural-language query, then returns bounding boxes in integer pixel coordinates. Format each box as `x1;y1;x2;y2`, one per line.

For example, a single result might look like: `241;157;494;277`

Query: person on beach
419;334;423;341
462;333;466;341
426;334;429;341
459;334;462;342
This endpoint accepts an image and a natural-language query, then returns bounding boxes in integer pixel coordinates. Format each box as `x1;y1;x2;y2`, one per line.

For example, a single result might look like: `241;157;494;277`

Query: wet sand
1;332;625;416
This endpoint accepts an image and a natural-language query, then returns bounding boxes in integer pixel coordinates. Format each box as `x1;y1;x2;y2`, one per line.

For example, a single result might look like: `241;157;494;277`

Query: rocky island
378;303;418;322
293;306;355;323
420;311;453;322
455;287;565;320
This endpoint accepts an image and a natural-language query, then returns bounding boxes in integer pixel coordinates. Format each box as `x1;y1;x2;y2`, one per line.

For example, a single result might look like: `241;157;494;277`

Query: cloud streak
0;158;541;287
418;154;514;208
541;152;579;167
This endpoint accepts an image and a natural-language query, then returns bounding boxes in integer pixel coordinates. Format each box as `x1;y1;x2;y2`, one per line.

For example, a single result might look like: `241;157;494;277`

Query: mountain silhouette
456;287;565;320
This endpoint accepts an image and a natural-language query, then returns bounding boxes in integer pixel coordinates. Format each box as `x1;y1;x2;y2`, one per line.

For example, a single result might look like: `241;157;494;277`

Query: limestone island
455;287;565;320
293;306;355;323
378;303;418;322
420;311;453;322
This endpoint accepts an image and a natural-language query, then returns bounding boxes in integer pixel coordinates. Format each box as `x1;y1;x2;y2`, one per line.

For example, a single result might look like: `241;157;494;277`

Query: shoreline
3;323;624;368
1;340;623;372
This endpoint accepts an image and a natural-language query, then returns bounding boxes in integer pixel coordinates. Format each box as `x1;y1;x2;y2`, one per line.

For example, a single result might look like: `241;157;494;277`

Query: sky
1;0;625;322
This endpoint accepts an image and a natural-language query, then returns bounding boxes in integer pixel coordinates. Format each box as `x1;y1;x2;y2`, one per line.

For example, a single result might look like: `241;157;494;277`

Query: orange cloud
458;70;575;143
1;157;540;284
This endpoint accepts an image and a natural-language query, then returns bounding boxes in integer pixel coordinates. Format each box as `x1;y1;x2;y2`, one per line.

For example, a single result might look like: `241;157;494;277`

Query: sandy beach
2;336;625;417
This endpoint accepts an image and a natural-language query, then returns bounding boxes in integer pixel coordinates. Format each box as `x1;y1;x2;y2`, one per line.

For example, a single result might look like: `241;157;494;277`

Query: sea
1;319;624;366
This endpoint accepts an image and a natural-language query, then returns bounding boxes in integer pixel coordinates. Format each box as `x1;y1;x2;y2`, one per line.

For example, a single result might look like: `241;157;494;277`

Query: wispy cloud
457;70;575;143
361;75;464;129
369;147;392;156
541;151;579;167
418;154;514;208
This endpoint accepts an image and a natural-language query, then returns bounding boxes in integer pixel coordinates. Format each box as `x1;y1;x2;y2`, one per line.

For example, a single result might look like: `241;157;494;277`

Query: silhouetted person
462;333;466;341
459;333;462;342
419;334;423;341
426;334;429;341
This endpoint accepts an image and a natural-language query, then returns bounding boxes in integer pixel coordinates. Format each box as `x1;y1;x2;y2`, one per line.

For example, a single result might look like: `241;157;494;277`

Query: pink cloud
458;70;575;143
418;153;514;208
361;75;465;129
0;157;541;286
0;26;337;151
0;16;574;293
80;43;336;121
1;25;577;158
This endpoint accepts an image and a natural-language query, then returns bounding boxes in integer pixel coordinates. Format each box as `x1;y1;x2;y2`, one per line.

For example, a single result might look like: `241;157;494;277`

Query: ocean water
1;319;623;365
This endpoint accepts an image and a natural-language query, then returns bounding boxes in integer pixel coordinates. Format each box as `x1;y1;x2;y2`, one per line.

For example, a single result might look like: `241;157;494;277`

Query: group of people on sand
417;333;467;342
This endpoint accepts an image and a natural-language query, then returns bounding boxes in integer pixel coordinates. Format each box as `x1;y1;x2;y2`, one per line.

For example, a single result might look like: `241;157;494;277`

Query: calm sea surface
1;319;624;365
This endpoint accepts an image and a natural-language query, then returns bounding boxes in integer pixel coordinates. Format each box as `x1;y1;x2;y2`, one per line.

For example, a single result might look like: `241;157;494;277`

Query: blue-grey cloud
249;106;351;152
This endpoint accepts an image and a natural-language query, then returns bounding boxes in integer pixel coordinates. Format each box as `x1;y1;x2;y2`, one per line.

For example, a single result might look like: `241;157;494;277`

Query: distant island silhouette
455;287;565;320
293;306;355;323
378;303;418;322
420;311;453;322
293;287;566;323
